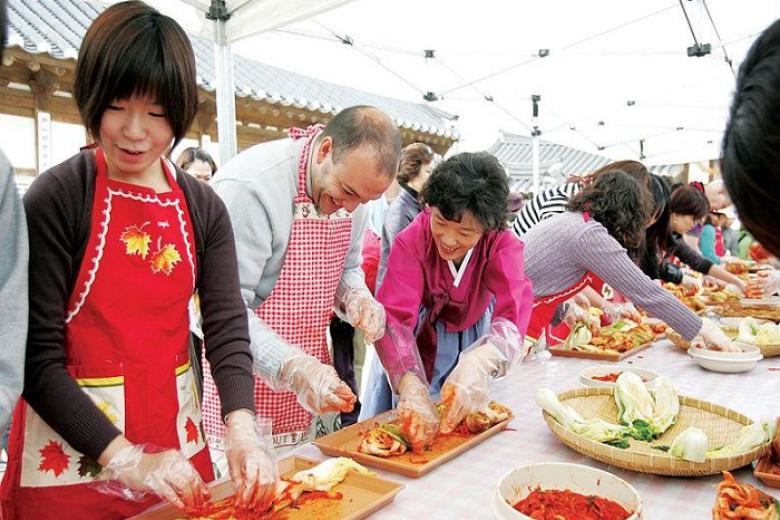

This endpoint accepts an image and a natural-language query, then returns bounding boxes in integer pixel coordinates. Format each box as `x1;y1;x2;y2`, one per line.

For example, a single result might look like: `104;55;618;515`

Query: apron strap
288;124;325;198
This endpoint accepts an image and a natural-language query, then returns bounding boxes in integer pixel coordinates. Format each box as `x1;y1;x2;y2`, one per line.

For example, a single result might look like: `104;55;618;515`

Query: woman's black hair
670;184;710;220
567;169;653;257
74;1;198;150
640;174;672;279
721;18;780;257
421;152;509;231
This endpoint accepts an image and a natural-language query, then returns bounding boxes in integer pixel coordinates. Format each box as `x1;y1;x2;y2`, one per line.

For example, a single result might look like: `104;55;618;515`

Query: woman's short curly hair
421;152;509;231
567;169;653;254
397;143;434;184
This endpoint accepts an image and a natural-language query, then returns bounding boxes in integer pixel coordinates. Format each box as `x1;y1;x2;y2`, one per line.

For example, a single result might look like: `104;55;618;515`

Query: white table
293;340;780;519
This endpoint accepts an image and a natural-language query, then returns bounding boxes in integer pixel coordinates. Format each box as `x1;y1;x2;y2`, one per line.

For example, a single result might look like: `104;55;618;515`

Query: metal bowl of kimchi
492;462;643;519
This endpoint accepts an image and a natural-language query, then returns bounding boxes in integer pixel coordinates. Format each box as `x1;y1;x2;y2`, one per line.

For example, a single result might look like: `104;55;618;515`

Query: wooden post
29;67;60;174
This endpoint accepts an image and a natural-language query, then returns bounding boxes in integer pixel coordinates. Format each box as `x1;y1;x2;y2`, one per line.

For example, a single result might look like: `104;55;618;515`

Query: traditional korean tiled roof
7;0;459;137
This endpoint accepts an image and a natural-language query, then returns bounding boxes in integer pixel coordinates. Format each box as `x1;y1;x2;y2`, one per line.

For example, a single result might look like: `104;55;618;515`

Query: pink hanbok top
376;208;533;381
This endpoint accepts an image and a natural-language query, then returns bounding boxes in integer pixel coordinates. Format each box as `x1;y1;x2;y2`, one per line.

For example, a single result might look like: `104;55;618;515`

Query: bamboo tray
548;341;654;362
714;303;780;322
130;456;403;519
541;387;770;477
666;327;780;357
314;410;509;478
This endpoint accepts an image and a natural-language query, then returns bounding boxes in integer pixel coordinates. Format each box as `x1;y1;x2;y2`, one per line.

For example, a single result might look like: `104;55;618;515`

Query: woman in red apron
1;4;269;518
522;170;736;352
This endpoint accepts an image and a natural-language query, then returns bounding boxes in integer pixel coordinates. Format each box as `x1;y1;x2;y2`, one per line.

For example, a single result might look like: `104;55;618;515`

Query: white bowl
689;343;762;360
579;365;659;389
492;462;643;519
688;347;762;373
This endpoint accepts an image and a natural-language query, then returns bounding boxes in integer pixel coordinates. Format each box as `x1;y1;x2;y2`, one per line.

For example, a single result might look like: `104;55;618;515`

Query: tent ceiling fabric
225;0;777;165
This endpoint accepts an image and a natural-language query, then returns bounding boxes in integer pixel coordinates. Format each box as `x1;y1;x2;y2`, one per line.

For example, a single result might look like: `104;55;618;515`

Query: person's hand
703;276;726;290
681;275;704;293
439;343;502;434
279;352;356;414
698;318;741;352
345;290;386;344
97;440;209;510
563;300;598;329
605;302;643;324
746;271;780;298
224;411;277;511
396;373;439;454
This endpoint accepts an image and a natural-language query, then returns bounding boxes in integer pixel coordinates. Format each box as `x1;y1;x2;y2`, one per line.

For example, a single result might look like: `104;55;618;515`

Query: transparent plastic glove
337;286;386;344
562;300;598;330
681;275;703;293
698;318;741;352
747;271;780;298
440;319;524;433
279;351;356;414
96;444;209;510
374;324;428;392
605;302;643;324
224;411;277;511
703;276;726;290
396;373;439;454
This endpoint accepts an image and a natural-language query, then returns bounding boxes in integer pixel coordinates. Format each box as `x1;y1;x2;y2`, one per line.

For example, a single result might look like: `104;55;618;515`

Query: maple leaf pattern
185;416;199;444
77;455;102;478
120;222;152;259
38;440;70;477
150;243;181;276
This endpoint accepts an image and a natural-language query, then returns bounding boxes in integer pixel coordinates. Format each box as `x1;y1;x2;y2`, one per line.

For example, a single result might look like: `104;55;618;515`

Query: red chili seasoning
513;488;633;520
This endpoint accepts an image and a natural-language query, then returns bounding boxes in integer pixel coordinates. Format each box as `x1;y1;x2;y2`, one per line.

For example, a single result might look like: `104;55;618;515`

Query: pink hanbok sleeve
484;231;534;337
375;220;427;387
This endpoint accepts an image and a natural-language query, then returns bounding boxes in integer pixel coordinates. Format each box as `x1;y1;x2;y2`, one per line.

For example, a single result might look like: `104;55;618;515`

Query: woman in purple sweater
521;170;735;350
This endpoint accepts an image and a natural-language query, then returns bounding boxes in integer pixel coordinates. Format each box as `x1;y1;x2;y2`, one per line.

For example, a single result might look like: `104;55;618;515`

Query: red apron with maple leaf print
202;125;353;450
0;149;212;520
526;213;609;346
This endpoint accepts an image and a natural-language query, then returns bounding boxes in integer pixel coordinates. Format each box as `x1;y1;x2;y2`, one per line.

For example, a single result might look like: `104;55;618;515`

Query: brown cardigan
22;149;255;460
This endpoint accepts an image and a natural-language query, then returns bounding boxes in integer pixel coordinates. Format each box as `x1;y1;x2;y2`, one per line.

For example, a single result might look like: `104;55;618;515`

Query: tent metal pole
211;6;237;163
531;94;541;194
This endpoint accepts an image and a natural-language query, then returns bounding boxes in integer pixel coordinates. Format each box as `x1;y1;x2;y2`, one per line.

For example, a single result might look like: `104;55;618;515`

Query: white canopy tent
93;0;355;162
92;0;778;189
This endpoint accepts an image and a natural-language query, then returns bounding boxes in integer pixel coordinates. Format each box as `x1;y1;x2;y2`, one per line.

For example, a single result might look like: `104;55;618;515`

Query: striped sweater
522;211;702;341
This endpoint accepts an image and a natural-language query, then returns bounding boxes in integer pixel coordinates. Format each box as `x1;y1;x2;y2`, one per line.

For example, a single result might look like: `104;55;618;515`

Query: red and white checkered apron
202;125;353;448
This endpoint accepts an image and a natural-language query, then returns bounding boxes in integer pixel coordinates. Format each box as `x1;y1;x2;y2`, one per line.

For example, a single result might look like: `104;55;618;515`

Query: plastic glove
97;443;209;510
337;286;386;344
396;373;439;454
698;318;741;352
373;324;428;392
681;275;703;293
439;319;524;433
747;271;780;298
279;351;356;414
605;302;643;324
562;300;598;330
224;411;277;511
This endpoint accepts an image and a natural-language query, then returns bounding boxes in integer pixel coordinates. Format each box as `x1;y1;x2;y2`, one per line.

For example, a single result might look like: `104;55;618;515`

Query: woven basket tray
542;387;769;477
666;328;780;357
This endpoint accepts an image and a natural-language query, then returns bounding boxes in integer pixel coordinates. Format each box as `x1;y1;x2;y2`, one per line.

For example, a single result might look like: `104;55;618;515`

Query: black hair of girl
670;184;710;220
176;147;217;175
640;174;672;279
721;18;780;256
421;152;509;231
567;169;653;255
73;1;198;150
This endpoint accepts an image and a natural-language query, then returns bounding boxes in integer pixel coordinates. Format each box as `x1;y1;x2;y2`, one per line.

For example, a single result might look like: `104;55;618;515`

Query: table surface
294;339;780;519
